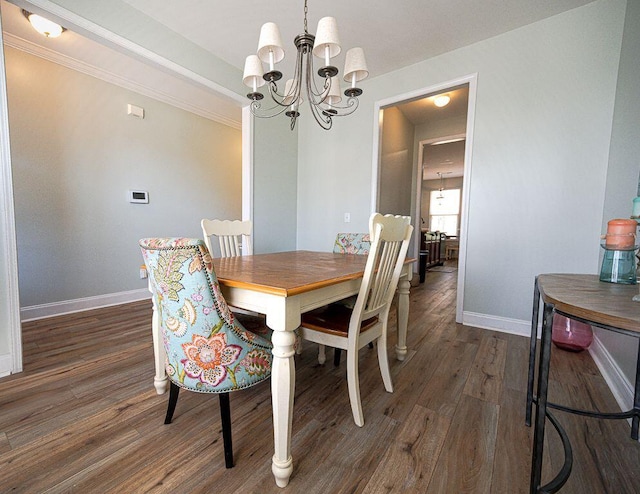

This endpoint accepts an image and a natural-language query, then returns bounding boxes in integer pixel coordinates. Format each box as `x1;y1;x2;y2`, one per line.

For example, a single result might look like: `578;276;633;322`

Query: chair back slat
201;219;252;258
353;214;413;327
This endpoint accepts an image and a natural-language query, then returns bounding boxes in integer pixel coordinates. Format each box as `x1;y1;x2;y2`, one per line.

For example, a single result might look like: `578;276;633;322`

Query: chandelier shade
242;0;368;130
312;17;341;62
257;23;285;69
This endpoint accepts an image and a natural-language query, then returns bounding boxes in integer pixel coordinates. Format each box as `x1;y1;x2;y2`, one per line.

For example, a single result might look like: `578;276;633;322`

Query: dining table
148;250;414;487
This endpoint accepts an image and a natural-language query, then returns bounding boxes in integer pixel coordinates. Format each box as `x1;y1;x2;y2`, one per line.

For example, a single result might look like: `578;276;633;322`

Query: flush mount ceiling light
436;172;446;199
433;94;451;108
243;0;368;130
22;10;65;38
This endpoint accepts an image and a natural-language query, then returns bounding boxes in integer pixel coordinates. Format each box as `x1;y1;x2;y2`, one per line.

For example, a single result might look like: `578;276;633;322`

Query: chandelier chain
303;0;308;34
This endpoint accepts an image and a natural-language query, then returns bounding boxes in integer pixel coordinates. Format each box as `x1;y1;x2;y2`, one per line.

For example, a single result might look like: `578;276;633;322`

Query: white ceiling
2;0;597;131
119;0;596;79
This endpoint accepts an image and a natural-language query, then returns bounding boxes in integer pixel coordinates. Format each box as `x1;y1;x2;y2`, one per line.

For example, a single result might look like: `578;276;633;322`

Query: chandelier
242;0;368;130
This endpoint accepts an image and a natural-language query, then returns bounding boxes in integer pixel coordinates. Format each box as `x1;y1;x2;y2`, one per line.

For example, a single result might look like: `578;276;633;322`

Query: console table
526;274;640;493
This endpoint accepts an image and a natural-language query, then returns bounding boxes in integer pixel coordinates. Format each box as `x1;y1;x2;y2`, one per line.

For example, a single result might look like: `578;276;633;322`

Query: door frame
371;73;477;323
0;11;23;376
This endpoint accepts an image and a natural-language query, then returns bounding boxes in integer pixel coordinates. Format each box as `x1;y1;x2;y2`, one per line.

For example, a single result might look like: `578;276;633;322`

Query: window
429;188;460;236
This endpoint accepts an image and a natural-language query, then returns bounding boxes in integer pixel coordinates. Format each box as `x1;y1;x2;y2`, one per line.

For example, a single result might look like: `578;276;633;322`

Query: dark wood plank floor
2;264;639;493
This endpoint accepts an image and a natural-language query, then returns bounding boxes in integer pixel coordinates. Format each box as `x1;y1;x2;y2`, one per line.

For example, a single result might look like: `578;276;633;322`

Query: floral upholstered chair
333;232;371;255
139;237;272;468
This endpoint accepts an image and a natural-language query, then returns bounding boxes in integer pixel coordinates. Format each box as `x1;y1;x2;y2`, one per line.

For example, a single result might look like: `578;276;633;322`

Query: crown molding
2;32;241;129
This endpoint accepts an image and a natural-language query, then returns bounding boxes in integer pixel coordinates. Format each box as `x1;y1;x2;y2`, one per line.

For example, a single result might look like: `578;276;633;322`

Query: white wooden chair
298;213;413;427
201;219;252;258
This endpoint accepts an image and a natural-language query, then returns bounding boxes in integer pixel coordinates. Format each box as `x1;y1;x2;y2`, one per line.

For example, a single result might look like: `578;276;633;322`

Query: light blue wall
6;47;243;306
594;0;640;382
297;0;626;324
379;106;414;217
252;116;298;254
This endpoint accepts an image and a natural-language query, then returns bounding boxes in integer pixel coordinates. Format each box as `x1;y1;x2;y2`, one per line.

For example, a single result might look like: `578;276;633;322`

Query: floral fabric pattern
333;233;371;255
181;333;242;386
139;237;272;393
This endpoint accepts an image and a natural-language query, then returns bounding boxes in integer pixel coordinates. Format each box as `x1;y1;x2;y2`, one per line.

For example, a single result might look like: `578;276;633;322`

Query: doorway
372;75;477;323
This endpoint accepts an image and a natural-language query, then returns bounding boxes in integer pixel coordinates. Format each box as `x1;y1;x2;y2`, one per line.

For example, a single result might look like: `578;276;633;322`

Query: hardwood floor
2;265;640;493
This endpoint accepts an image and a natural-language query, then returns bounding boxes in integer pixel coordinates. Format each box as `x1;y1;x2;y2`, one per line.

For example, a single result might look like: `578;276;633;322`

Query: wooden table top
214;251;370;297
538;274;640;334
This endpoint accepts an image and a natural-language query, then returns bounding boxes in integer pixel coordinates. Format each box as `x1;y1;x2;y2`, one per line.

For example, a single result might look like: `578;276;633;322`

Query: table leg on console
395;278;411;361
530;303;554;494
526;278;541;426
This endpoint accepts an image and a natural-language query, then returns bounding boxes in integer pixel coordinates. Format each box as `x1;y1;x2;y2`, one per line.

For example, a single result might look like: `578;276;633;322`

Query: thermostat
129;190;149;204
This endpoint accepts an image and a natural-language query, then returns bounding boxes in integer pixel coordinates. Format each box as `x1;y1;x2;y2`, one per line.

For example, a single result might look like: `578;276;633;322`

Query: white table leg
395;277;411;361
268;309;297;488
150;291;168;395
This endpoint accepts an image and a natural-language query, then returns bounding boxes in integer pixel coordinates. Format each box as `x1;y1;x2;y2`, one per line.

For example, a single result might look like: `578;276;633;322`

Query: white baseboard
462;310;532;337
0;353;12;378
20;289;151;322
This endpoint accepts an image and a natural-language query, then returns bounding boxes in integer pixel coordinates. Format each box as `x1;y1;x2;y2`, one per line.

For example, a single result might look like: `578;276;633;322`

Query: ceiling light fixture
242;0;368;130
436;172;445;200
433;94;450;108
436;171;452;202
22;10;65;38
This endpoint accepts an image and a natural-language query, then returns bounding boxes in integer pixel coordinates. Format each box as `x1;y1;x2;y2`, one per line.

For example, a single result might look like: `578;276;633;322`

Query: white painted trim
370;108;384;213
371;73;478;324
11;0;245;105
0;19;23;375
589;334;634;415
242;105;254;254
456;75;478;325
462;311;532;337
2;32;240;129
20;288;151;322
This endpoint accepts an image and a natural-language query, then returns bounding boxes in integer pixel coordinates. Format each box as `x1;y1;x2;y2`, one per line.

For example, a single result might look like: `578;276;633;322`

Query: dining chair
139;237;272;468
298;213;413;427
326;231;372;366
201;219;252;258
201;218;260;320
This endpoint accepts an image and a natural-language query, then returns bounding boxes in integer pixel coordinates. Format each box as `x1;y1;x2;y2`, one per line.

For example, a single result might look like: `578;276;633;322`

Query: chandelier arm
266;81;294;108
323;97;360;116
305;52;330;103
250;99;292;119
307;99;332;130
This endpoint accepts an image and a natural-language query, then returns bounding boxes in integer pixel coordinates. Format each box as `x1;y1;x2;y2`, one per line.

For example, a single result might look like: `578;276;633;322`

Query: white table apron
148;263;412;487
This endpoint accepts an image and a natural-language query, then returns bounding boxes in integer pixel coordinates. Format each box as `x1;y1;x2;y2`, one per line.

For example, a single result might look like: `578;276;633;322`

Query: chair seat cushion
301;304;378;337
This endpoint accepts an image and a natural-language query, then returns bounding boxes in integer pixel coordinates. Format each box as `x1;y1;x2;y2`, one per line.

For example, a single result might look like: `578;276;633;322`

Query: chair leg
219;393;234;468
164;381;180;424
333;348;341;367
377;334;394;393
318;344;326;365
346;348;364;427
333;344;371;367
